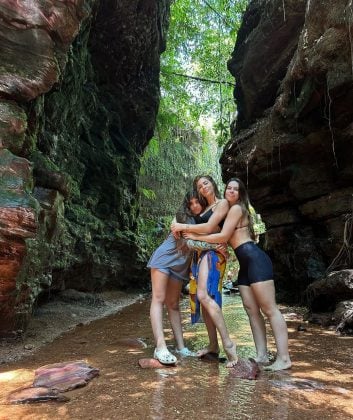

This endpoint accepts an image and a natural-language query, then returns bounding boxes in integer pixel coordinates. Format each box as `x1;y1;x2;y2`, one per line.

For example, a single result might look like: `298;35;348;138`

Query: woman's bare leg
251;280;291;371
165;278;185;350
197;256;238;366
196;304;219;356
150;269;169;350
239;285;269;363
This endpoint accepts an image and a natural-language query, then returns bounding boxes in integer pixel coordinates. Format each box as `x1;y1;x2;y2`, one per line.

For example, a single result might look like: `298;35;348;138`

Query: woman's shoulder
214;198;229;210
228;203;243;215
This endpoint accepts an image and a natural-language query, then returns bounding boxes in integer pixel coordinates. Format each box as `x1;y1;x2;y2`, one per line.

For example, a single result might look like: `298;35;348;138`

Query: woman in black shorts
184;178;291;371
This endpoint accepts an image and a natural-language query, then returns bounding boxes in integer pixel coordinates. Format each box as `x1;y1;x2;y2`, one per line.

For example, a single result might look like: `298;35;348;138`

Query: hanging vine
326;212;353;273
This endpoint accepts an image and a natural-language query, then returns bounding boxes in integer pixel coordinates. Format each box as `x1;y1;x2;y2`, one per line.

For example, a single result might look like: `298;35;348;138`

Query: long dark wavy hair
224;177;256;240
192;175;221;208
175;190;202;223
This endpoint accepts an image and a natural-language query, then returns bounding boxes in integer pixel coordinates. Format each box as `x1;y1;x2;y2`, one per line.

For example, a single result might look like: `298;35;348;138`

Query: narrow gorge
0;0;352;336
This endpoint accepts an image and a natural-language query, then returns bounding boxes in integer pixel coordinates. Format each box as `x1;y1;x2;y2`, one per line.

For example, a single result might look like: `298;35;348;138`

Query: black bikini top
197;208;213;223
195;207;225;229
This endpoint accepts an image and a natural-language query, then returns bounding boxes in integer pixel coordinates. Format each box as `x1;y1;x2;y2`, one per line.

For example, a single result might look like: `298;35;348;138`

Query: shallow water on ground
0;294;352;420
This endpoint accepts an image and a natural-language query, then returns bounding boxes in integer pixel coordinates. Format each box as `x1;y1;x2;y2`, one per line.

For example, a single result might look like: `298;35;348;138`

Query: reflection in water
270;377;325;391
223;375;257;419
146;295;262;419
150;368;178;419
183;294;257;360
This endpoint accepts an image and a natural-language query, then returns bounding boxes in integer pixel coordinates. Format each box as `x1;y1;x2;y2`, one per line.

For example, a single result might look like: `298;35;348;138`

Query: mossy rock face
0;0;170;334
0;101;27;154
26;1;169;292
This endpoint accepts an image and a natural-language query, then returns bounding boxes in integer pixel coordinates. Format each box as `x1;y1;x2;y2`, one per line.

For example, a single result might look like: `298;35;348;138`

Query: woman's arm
170;216;181;239
186;239;219;251
183;205;243;243
171;199;229;234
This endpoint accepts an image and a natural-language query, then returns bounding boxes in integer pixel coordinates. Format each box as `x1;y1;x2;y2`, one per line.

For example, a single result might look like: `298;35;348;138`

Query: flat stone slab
7;386;69;404
138;358;177;368
33;360;99;392
8;360;100;404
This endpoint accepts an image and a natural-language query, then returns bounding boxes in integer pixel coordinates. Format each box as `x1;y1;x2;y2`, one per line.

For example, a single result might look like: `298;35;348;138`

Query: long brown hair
175;190;202;223
224;178;256;240
193;175;221;208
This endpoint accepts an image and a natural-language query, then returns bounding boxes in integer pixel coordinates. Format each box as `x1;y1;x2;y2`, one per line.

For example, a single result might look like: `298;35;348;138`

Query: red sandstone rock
0;1;87;101
0;149;38;333
7;386;68;404
0;101;27;154
0;207;37;239
0;0;170;337
223;0;353;299
229;358;260;380
8;361;98;403
33;360;100;392
138;358;175;369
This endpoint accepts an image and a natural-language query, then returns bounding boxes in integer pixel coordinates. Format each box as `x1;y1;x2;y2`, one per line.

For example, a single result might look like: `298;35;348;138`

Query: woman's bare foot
224;342;238;368
254;355;270;364
196;346;220;358
263;357;292;371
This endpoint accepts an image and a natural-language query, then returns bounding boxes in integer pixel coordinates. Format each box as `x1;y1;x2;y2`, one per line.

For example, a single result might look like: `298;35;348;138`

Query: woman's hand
216;243;228;252
216;243;229;258
183;232;197;240
171;222;185;234
172;231;181;240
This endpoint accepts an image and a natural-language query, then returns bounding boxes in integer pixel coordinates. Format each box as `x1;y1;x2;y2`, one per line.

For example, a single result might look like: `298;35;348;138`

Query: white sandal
153;348;177;365
175;347;196;357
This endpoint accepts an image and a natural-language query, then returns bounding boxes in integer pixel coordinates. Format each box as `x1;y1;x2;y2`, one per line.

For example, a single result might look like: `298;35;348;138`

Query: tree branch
161;71;235;87
201;0;233;27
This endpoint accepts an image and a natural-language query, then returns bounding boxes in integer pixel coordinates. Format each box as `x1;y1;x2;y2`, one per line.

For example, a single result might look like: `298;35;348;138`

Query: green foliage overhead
161;0;249;145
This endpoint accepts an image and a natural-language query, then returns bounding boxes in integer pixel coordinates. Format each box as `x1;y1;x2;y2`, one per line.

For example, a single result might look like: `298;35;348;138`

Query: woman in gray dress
148;191;203;365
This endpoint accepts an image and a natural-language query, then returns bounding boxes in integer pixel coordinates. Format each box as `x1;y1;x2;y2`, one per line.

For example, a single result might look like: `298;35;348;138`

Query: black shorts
234;241;273;286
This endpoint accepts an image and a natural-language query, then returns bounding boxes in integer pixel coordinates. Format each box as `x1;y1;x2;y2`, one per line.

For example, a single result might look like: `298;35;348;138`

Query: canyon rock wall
222;0;353;301
0;0;171;335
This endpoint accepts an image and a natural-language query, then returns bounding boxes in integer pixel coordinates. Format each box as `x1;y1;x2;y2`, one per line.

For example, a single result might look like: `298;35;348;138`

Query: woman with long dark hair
148;190;203;364
184;178;291;371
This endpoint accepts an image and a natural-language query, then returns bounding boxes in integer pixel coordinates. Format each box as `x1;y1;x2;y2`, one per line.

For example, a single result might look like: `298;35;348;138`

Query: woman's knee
197;289;210;304
165;298;180;311
152;290;166;304
260;304;278;318
242;302;261;317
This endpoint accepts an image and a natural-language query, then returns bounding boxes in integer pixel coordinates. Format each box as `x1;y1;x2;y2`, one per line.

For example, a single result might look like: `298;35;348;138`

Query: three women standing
148;175;291;371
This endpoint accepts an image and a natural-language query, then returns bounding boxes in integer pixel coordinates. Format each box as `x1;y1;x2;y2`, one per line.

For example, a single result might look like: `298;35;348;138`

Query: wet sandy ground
0;294;352;420
0;290;143;365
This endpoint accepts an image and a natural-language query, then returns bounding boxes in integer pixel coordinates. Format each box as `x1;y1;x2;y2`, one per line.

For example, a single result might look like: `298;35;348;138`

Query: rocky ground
0;289;145;365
